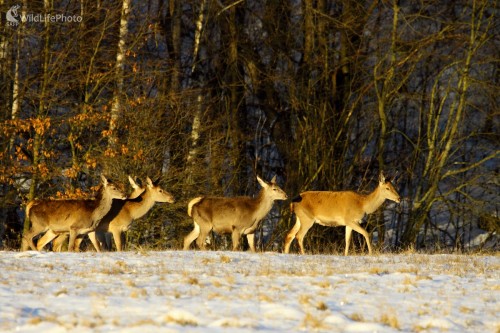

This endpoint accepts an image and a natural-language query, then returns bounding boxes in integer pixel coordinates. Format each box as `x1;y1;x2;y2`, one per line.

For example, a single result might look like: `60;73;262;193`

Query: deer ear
270;175;277;184
379;172;386;184
101;175;108;186
256;175;268;188
128;176;139;189
146;177;154;188
153;177;161;186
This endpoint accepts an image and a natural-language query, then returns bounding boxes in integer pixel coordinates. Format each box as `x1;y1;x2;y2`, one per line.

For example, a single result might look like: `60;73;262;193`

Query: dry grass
301;312;328;330
396;266;419;274
54;288;68;296
379;312;400;329
27;317;44;325
313;280;332;289
27;313;107;329
459;306;474;314
368;267;389;275
130;319;157;327
219;254;231;263
298;294;312;305
258;292;274;302
225;274;236;285
186;277;199;285
349;312;365;322
164;311;198;326
129;288;148;298
316;301;328;311
124;279;137;287
132;245;151;256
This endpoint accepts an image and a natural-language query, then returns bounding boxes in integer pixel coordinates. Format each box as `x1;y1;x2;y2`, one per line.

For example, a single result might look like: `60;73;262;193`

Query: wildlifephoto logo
5;4;82;27
6;4;20;26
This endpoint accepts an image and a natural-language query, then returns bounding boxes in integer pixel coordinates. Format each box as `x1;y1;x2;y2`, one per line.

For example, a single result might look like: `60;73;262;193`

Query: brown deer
86;177;175;251
38;176;146;251
284;173;400;255
183;175;288;251
24;175;126;252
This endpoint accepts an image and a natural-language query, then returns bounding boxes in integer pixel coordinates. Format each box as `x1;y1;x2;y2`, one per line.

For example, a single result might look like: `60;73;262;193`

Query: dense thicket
1;0;498;252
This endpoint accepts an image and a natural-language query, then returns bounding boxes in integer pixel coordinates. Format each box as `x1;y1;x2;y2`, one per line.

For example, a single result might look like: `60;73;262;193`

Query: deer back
293;191;366;224
28;175;125;233
292;173;400;224
191;175;287;232
28;198;103;233
192;196;256;232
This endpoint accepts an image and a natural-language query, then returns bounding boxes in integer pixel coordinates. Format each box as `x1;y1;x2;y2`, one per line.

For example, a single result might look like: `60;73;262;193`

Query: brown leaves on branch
1;118;51;136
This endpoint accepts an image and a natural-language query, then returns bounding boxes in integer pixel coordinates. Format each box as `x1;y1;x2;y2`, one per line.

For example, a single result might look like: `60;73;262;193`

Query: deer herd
23;172;401;255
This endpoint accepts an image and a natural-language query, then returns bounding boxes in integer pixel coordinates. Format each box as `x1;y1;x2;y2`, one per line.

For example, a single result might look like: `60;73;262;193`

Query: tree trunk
8;1;27;151
109;0;131;148
186;1;206;185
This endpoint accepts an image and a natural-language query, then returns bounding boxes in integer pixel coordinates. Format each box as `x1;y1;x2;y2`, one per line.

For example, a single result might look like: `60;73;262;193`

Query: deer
86;176;175;251
37;176;146;252
183;175;288;251
24;175;127;252
284;173;401;255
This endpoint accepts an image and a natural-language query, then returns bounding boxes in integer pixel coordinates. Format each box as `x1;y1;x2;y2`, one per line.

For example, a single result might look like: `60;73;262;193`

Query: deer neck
252;190;275;221
128;189;156;220
363;186;386;215
91;190;115;227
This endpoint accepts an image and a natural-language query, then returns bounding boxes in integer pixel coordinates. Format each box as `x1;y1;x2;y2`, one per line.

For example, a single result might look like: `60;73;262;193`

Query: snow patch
0;251;498;333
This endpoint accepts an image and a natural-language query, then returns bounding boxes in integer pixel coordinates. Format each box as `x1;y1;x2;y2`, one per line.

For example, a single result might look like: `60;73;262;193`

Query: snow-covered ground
0;251;498;333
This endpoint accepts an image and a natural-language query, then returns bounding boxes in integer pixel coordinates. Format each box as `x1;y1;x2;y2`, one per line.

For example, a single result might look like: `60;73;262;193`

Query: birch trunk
109;0;131;148
186;1;206;184
8;1;27;151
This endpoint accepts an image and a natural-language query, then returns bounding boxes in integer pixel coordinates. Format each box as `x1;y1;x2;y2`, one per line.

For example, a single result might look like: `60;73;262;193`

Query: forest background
0;0;498;253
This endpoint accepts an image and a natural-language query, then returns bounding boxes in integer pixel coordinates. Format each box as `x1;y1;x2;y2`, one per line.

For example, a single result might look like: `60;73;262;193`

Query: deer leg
345;226;353;256
295;217;314;255
73;235;84;252
87;231;102;252
231;227;241;251
290;211;315;255
36;230;58;251
24;225;47;251
246;233;256;252
196;224;211;250
183;222;201;250
111;229;123;251
52;233;68;251
67;229;78;252
93;231;106;250
346;222;372;255
105;232;114;251
284;217;301;254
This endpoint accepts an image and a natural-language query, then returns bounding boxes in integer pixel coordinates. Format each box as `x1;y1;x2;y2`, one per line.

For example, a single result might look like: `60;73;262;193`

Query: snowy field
0;251;498;333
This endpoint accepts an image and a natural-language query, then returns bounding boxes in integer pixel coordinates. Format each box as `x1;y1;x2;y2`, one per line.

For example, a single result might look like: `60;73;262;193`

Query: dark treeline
0;0;498;252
